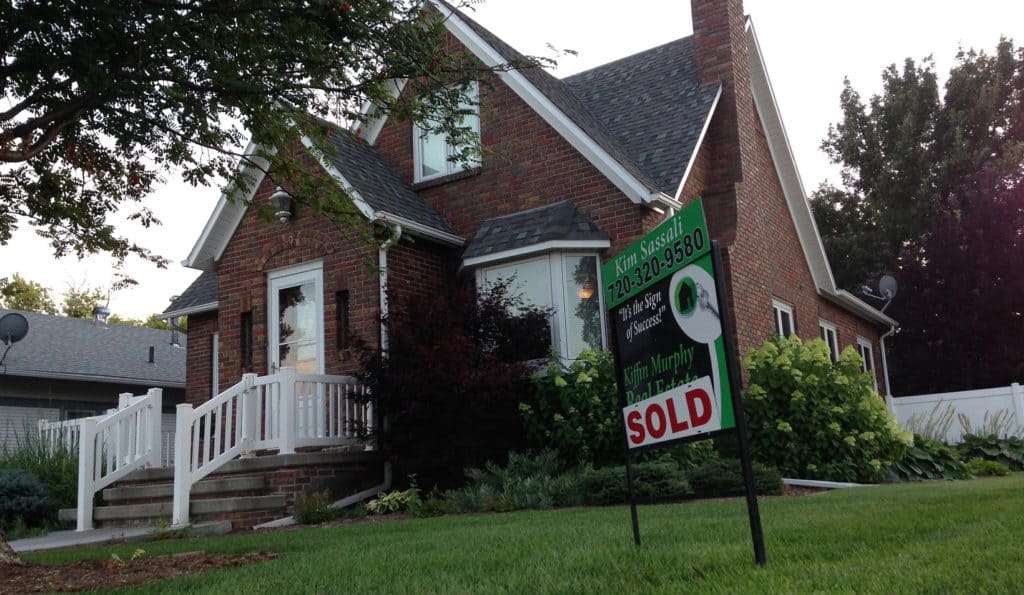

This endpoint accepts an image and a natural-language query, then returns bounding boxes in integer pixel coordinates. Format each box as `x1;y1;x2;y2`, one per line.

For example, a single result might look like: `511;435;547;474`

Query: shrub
520;349;623;468
0;469;55;528
744;336;911;483
358;281;550;489
687;458;783;498
446;450;584;513
366;484;421;515
294;489;339;525
965;457;1011;477
889;434;969;481
579;456;691;506
957;434;1024;471
0;428;78;509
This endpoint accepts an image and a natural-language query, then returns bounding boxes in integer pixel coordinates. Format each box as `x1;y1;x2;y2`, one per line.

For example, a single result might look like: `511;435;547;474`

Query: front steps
60;450;384;530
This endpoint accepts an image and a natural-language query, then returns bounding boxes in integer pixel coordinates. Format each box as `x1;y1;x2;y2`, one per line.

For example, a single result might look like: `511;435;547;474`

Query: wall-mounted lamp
269;186;293;223
577;280;595;300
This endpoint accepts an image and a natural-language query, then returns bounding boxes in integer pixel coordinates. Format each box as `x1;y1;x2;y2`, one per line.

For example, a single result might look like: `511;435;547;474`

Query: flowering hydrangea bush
520;350;623;467
743;336;910;482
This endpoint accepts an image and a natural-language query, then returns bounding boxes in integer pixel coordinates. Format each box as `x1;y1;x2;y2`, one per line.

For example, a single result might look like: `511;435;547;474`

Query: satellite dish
878;275;898;300
0;312;29;345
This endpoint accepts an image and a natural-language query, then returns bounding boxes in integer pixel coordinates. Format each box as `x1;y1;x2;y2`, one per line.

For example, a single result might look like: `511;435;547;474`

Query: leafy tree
0;273;57;314
888;173;1024;394
812;40;1024;289
108;313;177;330
1;1;548;267
60;284;106;319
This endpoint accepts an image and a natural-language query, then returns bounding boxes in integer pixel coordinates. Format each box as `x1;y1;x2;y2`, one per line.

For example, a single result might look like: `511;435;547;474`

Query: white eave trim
3;369;186;389
674;84;723;202
746;19;895;327
431;1;657;206
356;79;408;145
161;301;219;320
372;211;464;246
462;239;611;269
184;140;269;271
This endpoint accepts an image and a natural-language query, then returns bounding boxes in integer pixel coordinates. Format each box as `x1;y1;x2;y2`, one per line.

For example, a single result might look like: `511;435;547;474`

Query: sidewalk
9;521;232;553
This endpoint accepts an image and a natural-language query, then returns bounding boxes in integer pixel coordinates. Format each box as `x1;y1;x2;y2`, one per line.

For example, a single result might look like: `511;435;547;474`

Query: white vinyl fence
891;383;1024;444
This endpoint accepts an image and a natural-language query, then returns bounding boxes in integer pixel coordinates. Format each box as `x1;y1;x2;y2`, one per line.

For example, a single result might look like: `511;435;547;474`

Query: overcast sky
2;0;1021;319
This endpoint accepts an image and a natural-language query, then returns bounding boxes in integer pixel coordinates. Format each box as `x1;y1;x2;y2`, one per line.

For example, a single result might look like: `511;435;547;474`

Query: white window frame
476;252;607;359
857;336;878;390
267;260;325;375
413;82;480;183
819;320;840;363
772;299;795;337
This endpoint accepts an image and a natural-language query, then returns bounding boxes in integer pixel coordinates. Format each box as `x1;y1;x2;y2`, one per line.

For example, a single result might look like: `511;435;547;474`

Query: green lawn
26;475;1024;593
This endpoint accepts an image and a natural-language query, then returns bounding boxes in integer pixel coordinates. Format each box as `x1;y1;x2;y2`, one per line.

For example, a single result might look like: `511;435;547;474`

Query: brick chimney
690;0;756;247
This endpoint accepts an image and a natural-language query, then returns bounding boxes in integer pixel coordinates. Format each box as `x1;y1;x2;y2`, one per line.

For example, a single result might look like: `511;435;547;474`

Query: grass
24;475;1024;593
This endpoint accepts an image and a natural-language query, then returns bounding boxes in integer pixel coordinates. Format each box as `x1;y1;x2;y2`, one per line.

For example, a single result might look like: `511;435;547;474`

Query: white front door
268;262;324;374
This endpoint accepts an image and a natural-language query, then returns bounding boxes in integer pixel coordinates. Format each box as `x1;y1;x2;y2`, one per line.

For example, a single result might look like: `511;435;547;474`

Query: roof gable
563;38;721;196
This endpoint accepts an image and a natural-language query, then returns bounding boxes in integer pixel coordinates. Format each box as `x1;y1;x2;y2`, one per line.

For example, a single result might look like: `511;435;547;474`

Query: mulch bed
0;551;281;594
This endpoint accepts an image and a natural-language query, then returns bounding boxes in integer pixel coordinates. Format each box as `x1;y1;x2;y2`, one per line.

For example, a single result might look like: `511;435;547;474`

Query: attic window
413;82;480;182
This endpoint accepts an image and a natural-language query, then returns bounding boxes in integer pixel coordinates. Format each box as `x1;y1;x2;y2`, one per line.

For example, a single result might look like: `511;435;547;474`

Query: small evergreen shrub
965;457;1011;477
889;434;969;481
521;349;623;468
744;336;911;483
294;489;339;525
446;450;584;513
409;487;450;518
0;429;78;509
579;457;691;505
687;458;783;498
957;434;1024;471
0;469;55;528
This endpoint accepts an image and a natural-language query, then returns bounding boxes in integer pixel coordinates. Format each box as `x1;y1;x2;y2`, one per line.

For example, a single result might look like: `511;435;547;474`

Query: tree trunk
0;530;25;566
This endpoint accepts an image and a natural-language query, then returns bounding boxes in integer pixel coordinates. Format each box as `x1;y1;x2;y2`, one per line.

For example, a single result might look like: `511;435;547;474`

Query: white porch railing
73;389;164;531
172;368;371;526
37;418;85;452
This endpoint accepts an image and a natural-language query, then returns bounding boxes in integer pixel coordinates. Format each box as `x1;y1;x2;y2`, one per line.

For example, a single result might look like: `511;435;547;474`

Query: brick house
167;0;896;414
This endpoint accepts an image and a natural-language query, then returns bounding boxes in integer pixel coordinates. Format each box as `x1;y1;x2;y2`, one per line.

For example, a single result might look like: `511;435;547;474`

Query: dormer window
413;82;480;182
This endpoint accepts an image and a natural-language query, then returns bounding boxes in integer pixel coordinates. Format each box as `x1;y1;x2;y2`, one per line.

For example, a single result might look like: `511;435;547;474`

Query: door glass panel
278;282;318;373
563;255;603;358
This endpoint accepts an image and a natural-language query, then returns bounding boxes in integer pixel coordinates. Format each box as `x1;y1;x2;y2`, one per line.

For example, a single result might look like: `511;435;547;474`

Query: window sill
412;166;481;190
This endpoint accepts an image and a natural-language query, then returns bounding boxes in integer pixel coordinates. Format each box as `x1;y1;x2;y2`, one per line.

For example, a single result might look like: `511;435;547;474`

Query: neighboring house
0;309;185;449
166;0;896;409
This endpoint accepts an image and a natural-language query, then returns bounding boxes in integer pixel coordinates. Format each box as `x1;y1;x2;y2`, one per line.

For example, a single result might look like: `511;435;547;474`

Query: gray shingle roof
163;270;217;316
563;38;721;195
446;2;718;198
0;310;186;387
325;129;457;235
463;201;609;260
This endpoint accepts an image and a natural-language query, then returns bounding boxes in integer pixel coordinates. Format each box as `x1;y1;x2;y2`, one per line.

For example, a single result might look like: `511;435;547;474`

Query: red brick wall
211;176;383;394
185;312;217;405
372;64;659;258
684;0;885;386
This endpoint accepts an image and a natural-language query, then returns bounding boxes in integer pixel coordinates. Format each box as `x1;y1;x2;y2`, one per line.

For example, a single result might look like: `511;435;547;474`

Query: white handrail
171;369;371;526
75;388;163;531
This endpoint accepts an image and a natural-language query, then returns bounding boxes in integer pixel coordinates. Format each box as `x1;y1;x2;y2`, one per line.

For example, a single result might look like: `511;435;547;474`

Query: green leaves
744;335;911;483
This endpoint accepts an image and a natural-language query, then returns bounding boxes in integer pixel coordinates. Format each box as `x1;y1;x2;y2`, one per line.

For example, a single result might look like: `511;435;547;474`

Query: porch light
269;186;293;223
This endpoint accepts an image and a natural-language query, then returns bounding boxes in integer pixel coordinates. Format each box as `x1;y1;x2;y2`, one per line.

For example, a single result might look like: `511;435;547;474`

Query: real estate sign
602;200;736;448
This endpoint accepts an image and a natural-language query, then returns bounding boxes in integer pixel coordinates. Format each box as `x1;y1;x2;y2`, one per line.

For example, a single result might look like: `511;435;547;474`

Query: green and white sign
602;200;736;448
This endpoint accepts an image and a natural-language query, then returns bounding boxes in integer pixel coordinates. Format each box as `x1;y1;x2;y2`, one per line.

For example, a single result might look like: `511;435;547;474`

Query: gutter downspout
378;223;403;355
879;325;897;412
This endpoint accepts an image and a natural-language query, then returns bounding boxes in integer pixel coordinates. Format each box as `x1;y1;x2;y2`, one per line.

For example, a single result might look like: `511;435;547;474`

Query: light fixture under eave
269;186;293;223
577;280;595;300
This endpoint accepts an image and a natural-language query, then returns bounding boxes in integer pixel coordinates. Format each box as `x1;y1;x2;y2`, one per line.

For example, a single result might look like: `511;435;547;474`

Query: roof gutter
2;369;186;389
161;301;219;320
371;211;464;246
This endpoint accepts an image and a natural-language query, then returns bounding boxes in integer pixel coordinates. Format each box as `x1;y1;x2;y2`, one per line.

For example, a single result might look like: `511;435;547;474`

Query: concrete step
103;475;267;503
59;495;287;523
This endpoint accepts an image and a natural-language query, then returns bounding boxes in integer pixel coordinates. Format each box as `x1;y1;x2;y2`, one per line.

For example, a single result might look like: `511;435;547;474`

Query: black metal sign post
710;241;766;566
601;200;766;563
